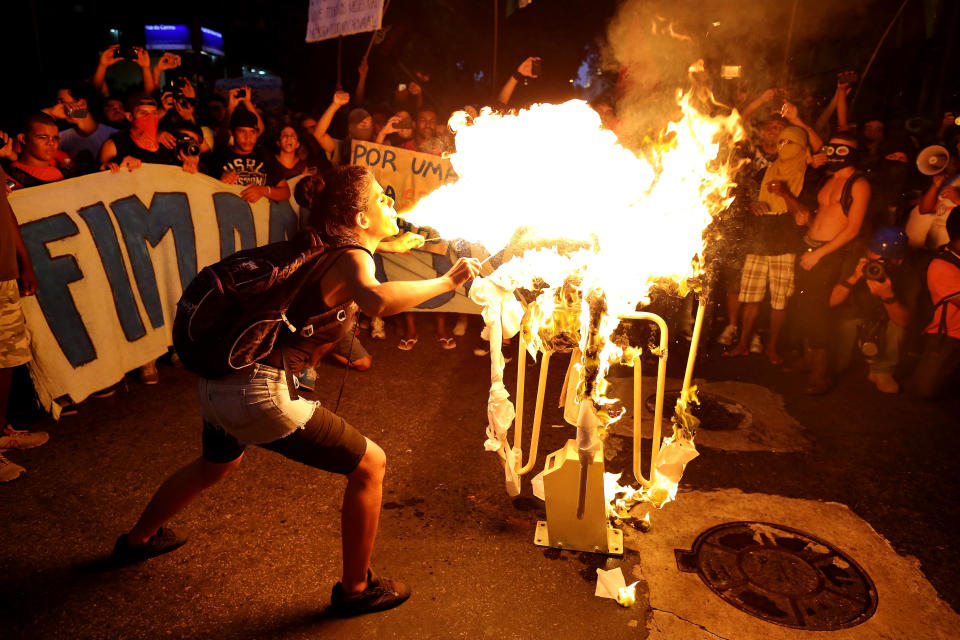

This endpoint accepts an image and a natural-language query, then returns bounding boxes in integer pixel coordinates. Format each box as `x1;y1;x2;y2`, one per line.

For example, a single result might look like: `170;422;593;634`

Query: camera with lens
863;259;888;281
176;135;201;157
175;95;197;110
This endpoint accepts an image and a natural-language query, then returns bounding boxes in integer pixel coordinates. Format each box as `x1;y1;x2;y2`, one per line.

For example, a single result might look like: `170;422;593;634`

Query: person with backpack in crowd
790;131;871;394
912;206;960;398
112;165;481;617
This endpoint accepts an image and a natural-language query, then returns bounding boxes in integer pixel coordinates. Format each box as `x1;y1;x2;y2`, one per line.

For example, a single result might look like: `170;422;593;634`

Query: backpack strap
4;164;38;189
934;291;960;336
840;171;867;217
931;247;960;337
279;244;370;402
281;347;300;401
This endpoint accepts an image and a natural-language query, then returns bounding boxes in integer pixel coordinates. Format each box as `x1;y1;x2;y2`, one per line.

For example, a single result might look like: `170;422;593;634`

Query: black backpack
927;246;960;337
172;232;364;381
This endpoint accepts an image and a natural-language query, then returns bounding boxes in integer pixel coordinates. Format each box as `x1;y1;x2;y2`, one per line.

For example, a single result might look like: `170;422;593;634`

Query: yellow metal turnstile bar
617;312;669;489
510;296;706;490
508;296;707;555
512;331;551;476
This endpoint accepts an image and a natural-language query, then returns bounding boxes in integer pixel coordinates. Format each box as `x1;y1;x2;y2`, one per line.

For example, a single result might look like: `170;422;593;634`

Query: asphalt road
2;314;957;639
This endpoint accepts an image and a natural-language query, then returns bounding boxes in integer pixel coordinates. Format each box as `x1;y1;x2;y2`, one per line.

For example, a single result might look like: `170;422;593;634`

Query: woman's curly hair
294;165;374;246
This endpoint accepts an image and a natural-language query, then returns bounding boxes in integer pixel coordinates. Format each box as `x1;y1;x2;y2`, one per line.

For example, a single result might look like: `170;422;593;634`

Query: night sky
2;0;957;127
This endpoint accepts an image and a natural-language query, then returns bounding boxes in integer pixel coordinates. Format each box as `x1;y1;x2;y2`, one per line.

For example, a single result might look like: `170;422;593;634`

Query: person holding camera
375;110;414;148
152;52;183;95
161;121;204;175
92;45;156;99
45;84;117;176
829;227;920;393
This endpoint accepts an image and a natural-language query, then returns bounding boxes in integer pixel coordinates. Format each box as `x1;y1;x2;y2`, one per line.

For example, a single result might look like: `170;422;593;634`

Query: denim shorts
198;364;367;474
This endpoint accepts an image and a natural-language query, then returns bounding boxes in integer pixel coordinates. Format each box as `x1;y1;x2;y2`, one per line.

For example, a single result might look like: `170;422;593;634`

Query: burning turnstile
512;299;707;555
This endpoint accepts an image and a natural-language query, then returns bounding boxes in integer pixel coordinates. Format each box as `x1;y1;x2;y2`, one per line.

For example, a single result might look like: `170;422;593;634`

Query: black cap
230;107;259;130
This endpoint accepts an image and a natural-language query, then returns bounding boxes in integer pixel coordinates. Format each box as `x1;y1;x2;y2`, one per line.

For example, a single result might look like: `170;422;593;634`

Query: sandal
438;337;457;350
397;337;418;351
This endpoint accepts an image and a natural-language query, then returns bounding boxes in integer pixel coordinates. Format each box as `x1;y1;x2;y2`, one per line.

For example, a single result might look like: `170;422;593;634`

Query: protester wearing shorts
113;166;481;617
0;167;48;482
725;125;813;365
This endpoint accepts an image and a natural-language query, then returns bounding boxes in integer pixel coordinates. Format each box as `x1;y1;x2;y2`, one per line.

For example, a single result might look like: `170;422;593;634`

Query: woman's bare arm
326;249;479;317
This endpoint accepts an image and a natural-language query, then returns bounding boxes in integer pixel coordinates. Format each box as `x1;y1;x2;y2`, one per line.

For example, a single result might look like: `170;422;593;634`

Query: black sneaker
330;569;411;617
112;528;187;565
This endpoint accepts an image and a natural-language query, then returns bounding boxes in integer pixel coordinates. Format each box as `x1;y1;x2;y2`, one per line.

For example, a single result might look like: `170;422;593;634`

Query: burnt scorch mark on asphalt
542;547;564;560
576;552;609;583
645;391;750;431
511;496;542;512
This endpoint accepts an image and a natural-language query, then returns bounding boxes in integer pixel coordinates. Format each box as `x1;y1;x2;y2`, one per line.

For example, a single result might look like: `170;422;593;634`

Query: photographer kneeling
829;226;921;393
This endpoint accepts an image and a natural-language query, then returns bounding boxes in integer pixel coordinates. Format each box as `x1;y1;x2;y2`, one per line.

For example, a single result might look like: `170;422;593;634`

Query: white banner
306;0;384;43
9;164;480;416
9;165;302;415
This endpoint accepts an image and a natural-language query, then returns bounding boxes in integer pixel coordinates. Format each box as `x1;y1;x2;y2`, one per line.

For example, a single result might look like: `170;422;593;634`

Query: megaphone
917;145;950;176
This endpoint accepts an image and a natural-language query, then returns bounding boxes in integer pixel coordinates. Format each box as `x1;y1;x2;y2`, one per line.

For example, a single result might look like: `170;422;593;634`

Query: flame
404;81;741;516
407;92;742;329
617;581;639;607
604;472;640;518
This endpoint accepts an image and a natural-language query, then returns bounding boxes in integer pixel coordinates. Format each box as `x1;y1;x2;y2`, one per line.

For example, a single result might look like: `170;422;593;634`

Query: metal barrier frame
511;296;706;489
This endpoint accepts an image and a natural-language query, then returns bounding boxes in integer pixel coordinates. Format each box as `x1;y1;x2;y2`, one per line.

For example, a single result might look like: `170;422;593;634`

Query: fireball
404;83;742;514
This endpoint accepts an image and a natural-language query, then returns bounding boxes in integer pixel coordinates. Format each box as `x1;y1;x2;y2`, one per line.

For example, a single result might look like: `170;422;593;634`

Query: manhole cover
645;391;750;431
675;521;877;630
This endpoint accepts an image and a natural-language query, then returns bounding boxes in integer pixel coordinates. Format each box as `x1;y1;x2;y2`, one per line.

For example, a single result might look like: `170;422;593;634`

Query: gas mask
822;143;857;170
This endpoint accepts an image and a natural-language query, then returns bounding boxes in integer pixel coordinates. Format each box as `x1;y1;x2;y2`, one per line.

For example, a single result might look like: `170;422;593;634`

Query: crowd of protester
710;74;960;402
0;42;958;483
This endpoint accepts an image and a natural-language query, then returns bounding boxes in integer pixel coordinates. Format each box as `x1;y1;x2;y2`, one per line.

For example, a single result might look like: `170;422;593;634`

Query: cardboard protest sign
306;0;385;42
349;140;482;313
349;140;459;212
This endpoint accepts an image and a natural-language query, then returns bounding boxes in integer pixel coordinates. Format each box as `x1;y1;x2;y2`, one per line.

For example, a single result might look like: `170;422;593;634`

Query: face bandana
349;125;373;141
777;139;804;161
130;114;160;152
